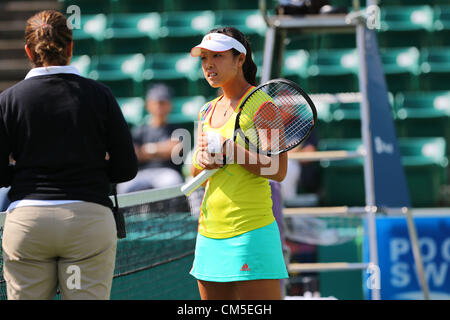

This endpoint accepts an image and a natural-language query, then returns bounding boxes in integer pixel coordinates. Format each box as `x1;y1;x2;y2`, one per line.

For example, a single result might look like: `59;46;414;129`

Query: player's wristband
192;148;203;170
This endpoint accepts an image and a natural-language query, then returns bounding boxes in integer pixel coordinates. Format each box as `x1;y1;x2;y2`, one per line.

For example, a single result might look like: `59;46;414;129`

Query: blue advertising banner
363;29;411;208
364;215;450;300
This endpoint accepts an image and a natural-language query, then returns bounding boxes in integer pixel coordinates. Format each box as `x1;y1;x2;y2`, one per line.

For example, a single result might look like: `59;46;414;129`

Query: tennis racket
181;78;317;196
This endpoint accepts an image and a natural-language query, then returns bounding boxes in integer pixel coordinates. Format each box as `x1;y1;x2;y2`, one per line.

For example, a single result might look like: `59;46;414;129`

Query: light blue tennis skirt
190;221;289;282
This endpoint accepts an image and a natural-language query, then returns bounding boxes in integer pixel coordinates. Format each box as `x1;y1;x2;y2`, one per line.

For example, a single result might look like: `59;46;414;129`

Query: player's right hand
197;132;224;169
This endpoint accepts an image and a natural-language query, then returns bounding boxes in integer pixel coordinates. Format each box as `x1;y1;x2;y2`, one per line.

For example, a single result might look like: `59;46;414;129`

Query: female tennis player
0;10;137;299
189;27;289;300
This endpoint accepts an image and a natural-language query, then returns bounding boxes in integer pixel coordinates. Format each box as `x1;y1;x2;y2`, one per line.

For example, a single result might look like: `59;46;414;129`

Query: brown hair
207;27;258;86
25;10;72;67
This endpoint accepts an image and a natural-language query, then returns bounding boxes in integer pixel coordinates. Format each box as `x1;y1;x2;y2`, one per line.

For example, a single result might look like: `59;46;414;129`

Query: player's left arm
224;139;288;182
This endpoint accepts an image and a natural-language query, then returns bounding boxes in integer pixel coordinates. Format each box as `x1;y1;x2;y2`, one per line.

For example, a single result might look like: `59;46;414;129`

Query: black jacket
0;72;138;208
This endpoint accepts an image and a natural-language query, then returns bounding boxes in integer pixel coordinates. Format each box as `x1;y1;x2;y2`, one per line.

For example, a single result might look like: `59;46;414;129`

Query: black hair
207;26;258;86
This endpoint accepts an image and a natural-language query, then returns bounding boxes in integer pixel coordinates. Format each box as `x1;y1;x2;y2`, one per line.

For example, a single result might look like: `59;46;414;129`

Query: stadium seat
379;47;420;93
218;0;267;10
318;139;365;206
399;137;447;162
378;0;402;4
329;102;362;138
433;6;450;46
434;6;450;30
380;6;434;31
327;0;354;6
89;53;145;97
318;137;448;207
378;6;434;48
285;33;319;52
142;53;201;98
72;14;107;56
254;49;308;86
399;137;448;206
164;96;207;142
281;49;310;90
395;90;450;113
103;13;161;54
307;48;358;93
379;0;438;6
116;97;146;128
316;92;394;139
59;0;111;14
420;47;450;91
394;91;450;150
173;0;223;11
158;11;215;53
310;99;333;139
169;96;206;124
109;0;173;13
318;33;356;50
70;55;91;77
215;10;267;52
193;78;219;100
325;95;397;139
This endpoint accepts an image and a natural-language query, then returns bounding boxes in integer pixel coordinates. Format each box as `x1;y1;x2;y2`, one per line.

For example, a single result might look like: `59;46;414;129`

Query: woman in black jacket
0;10;138;300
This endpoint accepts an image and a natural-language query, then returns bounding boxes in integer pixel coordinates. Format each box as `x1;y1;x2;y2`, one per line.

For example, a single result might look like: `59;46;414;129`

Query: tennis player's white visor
191;33;247;57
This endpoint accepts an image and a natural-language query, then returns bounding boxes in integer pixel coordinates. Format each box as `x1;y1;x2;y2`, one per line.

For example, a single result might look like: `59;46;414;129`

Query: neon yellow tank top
196;87;274;239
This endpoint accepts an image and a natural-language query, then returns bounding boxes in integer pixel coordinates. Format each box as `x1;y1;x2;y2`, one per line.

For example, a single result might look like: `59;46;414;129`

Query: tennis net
0;185;204;300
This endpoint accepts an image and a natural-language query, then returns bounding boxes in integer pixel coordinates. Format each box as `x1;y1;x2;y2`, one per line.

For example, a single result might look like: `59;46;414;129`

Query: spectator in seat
117;84;184;193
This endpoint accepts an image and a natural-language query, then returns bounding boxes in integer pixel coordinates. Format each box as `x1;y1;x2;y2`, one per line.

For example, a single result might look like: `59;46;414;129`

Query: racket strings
239;82;314;153
241;99;311;152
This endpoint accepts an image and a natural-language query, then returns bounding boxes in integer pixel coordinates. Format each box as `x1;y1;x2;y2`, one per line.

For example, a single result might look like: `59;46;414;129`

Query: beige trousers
2;202;117;300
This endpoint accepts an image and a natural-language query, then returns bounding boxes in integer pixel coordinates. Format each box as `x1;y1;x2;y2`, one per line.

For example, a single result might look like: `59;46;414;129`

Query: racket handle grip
181;168;219;196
